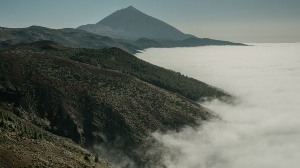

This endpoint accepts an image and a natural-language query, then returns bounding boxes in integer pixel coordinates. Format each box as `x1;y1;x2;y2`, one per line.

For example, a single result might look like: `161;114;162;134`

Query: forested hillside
0;41;224;167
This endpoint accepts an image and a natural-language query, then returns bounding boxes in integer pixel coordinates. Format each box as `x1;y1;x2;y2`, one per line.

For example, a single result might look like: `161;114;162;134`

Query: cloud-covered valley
137;43;300;168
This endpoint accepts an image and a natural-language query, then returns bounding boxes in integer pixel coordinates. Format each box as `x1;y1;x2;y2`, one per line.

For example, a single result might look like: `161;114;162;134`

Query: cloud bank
137;43;300;168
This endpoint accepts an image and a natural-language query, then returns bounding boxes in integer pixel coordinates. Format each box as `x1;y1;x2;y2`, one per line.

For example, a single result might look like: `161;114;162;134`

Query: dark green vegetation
70;47;228;101
1;40;228;101
0;26;139;53
0;41;227;167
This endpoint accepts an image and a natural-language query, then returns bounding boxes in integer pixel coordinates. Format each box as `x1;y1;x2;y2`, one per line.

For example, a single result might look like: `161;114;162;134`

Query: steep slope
0;109;115;168
1;40;227;101
69;47;228;101
78;6;193;40
0;41;221;167
77;6;245;48
0;26;139;53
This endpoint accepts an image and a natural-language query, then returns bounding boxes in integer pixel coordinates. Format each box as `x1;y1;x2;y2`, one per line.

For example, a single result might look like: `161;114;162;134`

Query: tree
84;155;90;162
34;130;39;139
0;112;4;128
94;153;99;163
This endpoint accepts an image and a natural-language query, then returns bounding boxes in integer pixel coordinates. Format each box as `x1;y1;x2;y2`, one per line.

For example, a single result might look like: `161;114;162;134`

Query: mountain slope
77;6;193;40
0;26;139;53
77;6;245;48
69;47;228;101
0;41;222;167
0;109;114;168
0;40;227;101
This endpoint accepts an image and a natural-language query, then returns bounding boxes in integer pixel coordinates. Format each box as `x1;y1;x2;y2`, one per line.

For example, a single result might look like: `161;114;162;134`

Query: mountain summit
77;6;193;40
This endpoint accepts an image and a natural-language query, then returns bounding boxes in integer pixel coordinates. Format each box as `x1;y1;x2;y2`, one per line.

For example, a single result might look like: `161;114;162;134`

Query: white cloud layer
137;43;300;168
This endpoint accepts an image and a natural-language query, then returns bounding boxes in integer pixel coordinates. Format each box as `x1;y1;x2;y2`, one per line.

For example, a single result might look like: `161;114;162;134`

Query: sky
1;0;300;42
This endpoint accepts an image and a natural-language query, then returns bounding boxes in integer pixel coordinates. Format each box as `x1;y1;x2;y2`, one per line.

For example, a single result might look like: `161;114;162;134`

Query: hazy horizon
137;43;300;168
1;0;300;43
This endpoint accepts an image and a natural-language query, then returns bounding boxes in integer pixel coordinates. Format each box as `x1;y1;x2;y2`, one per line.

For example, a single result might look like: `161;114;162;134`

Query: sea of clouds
137;43;300;168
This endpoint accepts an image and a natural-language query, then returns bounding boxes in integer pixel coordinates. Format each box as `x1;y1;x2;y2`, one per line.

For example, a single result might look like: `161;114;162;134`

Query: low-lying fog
136;43;300;168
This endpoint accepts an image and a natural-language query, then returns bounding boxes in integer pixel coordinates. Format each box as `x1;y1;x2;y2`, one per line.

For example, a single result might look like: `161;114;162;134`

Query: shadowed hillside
0;41;225;167
1;40;228;101
0;109;114;168
0;26;139;53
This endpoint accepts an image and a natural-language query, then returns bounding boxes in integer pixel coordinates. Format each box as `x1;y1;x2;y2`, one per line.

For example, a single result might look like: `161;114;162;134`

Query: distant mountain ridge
0;26;139;53
0;25;245;55
0;6;245;54
77;6;245;48
77;6;194;40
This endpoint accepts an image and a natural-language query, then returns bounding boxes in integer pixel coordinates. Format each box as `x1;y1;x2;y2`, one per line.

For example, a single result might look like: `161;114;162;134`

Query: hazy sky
1;0;300;42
